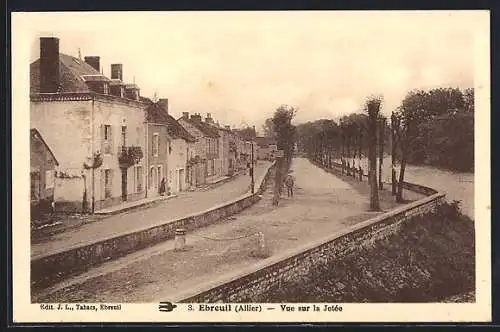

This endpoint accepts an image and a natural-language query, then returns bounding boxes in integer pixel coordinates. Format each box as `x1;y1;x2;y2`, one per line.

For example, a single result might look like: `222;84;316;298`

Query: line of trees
295;87;474;208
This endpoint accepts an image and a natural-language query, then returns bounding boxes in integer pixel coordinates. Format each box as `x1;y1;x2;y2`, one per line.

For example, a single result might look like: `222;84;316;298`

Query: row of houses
30;37;257;214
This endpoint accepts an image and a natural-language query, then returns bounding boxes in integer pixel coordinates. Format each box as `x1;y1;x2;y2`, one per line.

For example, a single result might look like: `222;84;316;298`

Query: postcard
11;10;490;323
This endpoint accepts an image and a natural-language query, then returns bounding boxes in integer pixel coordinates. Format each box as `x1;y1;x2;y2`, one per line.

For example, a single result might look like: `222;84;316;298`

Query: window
45;170;55;189
121;126;127;147
152;133;159;156
135;166;143;192
104;125;111;140
30;171;40;201
103;83;109;95
103;125;113;154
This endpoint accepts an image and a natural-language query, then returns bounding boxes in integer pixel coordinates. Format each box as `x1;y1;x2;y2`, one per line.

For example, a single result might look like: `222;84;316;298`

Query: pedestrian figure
285;173;295;198
159;177;166;196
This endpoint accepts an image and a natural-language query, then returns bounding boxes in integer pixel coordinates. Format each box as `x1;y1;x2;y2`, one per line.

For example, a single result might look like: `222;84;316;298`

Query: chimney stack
182;112;189;119
158;98;169;114
39;37;60;93
205;113;213;124
84;56;100;72
111;64;123;81
191;113;202;122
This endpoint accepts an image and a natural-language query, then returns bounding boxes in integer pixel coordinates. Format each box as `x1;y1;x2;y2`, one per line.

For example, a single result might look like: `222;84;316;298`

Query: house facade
145;102;169;198
178;112;220;186
30;128;59;217
30;37;148;212
147;99;196;194
255;136;278;160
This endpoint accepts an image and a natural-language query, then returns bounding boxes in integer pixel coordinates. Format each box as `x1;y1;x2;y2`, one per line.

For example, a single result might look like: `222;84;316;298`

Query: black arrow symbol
158;301;177;312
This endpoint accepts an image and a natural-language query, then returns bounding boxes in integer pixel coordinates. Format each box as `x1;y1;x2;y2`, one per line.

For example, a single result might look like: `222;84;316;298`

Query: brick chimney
39;37;60;93
158;98;169;114
205;113;213;124
111;64;123;81
182;112;189;119
84;56;100;72
191;113;202;122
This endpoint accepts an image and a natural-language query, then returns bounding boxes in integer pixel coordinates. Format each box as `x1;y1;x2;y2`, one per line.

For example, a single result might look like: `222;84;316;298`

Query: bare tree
378;115;386;189
366;97;382;211
272;105;297;206
394;90;425;202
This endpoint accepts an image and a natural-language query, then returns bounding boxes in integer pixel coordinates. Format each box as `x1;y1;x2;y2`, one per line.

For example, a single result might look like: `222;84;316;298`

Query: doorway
178;169;184;192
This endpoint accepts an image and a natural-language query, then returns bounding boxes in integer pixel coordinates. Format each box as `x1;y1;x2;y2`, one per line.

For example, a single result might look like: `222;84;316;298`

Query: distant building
255;136;278;160
30;37;148;212
178;112;220;186
30;128;59;216
232;127;257;170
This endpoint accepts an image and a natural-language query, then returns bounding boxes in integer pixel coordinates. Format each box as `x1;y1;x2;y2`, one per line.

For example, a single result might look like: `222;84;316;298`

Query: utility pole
251;141;255;194
92;168;95;213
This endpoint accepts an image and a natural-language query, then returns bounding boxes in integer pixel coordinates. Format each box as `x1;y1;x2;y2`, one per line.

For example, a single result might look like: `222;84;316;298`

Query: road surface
33;157;421;302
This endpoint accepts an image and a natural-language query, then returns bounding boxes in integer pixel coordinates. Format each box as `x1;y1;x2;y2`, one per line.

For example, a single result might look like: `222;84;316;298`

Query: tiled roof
109;79;123;86
30;53;103;94
232;128;256;141
191;121;220;138
30;128;59;166
255;136;276;147
146;103;196;142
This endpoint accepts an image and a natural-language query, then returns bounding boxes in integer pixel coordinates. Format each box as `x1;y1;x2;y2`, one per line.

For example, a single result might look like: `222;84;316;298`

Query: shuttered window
102;124;113;155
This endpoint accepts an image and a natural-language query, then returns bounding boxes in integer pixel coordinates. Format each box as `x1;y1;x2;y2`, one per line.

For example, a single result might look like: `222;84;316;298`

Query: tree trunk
396;153;407;203
368;114;381;211
378;118;385;190
392;167;397;195
272;157;284;206
391;134;397;195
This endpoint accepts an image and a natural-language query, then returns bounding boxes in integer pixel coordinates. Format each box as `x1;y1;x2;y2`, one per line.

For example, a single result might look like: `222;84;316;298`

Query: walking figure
285;173;295;198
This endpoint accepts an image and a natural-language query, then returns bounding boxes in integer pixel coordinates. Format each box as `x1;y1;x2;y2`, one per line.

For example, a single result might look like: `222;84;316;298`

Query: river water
333;155;474;219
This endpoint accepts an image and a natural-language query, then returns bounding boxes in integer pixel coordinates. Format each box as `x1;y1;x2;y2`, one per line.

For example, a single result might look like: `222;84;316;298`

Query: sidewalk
31;161;271;260
94;194;177;215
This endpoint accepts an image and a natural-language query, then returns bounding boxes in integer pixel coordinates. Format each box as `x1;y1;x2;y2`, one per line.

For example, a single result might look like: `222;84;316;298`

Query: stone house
30;37;148;212
30;128;59;216
178;112;220;186
145;99;169;197
146;99;196;194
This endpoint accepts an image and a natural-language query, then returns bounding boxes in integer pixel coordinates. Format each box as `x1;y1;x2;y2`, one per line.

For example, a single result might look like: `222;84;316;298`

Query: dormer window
82;75;111;95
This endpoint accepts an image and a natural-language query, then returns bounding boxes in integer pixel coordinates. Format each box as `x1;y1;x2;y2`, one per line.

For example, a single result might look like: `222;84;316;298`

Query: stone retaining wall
176;160;445;303
31;162;276;290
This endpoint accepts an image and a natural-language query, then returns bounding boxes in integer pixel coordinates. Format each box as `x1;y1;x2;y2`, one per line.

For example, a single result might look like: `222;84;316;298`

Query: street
33;157;423;302
31;161;271;260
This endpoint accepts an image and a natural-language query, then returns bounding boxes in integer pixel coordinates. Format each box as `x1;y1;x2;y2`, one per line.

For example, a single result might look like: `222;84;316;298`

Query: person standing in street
285;172;295;198
159;177;166;196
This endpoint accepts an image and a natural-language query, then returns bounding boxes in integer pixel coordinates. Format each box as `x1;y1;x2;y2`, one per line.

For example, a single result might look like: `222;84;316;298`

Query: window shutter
100;124;104;154
100;169;104;200
110;125;114;155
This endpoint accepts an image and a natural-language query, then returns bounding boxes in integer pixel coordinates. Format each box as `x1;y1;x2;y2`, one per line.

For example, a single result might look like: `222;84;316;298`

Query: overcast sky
24;11;482;132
